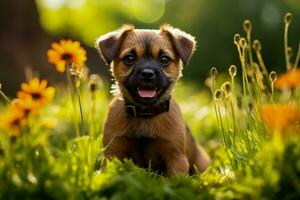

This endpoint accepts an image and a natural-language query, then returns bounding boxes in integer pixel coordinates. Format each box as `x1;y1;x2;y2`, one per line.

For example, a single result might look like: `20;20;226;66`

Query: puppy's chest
125;136;165;173
124;116;168;138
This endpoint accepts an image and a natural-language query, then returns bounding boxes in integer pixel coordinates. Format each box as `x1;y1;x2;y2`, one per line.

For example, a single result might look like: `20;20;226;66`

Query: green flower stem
76;86;85;135
284;23;291;70
294;44;300;68
255;50;270;86
66;68;80;138
0;89;11;105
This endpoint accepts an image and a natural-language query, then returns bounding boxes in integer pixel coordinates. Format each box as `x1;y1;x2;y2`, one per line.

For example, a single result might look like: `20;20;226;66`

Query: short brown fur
97;25;211;176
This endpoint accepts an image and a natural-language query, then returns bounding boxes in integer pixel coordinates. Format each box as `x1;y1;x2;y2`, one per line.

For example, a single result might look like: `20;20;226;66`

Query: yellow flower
0;106;27;135
47;39;87;73
17;78;55;106
260;103;300;133
11;97;41;116
275;69;300;89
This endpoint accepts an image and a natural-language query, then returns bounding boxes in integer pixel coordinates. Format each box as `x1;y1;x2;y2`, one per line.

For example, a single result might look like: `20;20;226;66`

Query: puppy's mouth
137;87;157;99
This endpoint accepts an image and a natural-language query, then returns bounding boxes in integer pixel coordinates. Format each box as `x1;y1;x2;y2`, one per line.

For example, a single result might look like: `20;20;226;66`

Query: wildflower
221;81;231;96
69;63;83;87
214;89;223;100
243;19;252;32
253;40;262;51
0;107;26;135
239;38;247;49
89;74;102;93
47;39;87;73
269;71;277;82
17;78;55;105
229;65;237;77
210;67;218;77
11;97;40;116
274;69;300;89
284;12;292;24
260;103;300;133
234;34;241;45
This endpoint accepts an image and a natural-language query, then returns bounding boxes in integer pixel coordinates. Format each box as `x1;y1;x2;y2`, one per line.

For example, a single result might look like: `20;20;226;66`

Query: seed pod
214;89;223;100
229;65;237;77
287;47;293;57
239;38;247;49
253;40;261;51
89;74;102;93
221;81;231;95
269;71;277;82
284;12;292;24
243;19;252;32
234;34;241;45
210;67;218;77
69;64;83;88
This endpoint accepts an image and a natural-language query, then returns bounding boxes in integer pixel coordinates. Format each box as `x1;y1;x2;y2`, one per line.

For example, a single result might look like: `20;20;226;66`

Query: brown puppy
96;25;211;176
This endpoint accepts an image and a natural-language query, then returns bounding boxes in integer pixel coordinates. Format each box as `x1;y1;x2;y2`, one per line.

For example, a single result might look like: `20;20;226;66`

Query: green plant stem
212;76;215;95
91;92;97;138
76;86;85;135
231;76;235;95
241;48;252;98
214;99;236;169
246;30;254;68
284;23;291;70
255;51;269;82
0;90;11;104
271;82;274;102
254;74;262;105
66;68;80;138
229;98;237;157
236;44;247;95
294;44;300;68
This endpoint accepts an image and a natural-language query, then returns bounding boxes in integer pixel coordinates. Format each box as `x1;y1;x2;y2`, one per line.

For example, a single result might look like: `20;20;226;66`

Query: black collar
125;98;170;118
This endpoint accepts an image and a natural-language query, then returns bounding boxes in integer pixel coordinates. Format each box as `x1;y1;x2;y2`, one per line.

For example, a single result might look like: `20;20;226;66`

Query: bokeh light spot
130;0;165;23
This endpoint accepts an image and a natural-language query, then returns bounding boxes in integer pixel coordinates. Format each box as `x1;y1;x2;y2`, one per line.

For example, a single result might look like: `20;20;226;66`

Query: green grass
1;80;299;200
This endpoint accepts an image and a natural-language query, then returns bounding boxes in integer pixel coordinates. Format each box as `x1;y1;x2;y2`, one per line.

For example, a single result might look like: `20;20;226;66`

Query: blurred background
0;0;299;95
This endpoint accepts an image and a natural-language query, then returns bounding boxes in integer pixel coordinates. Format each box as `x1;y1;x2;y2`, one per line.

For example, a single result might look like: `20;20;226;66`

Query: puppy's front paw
166;154;189;176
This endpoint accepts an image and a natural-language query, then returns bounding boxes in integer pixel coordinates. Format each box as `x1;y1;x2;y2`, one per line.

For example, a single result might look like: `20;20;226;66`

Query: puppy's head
96;25;196;106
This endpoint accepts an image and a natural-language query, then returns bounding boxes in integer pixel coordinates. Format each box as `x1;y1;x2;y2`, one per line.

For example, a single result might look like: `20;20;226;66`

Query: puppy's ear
96;25;134;65
160;24;196;65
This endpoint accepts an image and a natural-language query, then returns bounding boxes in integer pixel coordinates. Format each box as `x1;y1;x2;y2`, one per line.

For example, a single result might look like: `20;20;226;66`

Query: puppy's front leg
103;136;130;161
165;152;189;176
159;139;189;176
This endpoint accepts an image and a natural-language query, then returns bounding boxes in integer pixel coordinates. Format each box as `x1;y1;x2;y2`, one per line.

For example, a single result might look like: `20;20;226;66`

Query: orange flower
17;78;55;106
11;97;41;116
0;106;27;135
47;39;87;73
275;69;300;89
260;103;300;133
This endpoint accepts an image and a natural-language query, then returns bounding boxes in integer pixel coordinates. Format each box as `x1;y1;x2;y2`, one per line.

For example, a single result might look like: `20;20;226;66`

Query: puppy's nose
140;68;155;80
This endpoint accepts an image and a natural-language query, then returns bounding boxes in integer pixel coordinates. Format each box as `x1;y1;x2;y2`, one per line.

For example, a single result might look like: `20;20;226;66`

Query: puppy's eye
160;55;171;66
122;54;136;65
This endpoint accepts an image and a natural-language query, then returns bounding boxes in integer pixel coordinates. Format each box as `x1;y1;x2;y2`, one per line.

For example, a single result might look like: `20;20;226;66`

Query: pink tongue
138;89;156;98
